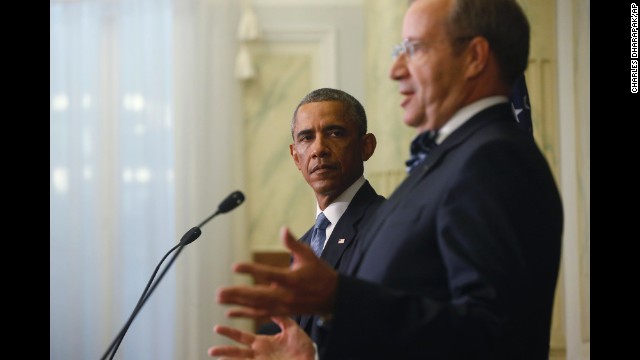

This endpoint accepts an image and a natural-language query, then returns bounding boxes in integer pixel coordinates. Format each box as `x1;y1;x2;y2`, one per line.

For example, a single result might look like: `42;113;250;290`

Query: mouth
310;163;338;175
399;86;414;108
400;95;412;108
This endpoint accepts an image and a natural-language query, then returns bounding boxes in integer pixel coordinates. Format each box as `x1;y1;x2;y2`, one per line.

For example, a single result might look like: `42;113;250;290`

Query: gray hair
291;88;367;139
446;0;530;86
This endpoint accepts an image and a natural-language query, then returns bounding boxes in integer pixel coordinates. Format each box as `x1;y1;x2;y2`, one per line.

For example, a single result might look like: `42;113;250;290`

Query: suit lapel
321;181;377;268
323;224;356;268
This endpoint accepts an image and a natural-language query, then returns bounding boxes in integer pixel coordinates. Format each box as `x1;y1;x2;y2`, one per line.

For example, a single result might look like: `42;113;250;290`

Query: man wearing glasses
210;0;563;359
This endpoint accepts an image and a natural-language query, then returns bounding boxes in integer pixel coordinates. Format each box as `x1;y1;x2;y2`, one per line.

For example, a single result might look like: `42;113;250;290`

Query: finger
232;263;293;286
208;345;252;358
214;325;255;345
217;286;288;314
232;261;284;275
280;226;308;255
226;307;275;318
216;285;270;305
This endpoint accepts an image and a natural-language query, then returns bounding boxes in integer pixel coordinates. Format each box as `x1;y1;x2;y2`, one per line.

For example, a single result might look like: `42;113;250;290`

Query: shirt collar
435;96;508;144
316;175;366;226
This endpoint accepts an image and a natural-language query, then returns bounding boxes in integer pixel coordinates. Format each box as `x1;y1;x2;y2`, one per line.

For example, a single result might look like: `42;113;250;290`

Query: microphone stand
100;191;244;360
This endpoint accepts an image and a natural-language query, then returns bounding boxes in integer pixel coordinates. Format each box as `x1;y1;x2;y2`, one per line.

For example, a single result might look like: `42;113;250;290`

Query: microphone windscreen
218;191;245;213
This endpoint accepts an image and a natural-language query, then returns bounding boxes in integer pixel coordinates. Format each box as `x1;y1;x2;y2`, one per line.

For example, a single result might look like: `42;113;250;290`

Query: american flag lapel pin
338;238;346;244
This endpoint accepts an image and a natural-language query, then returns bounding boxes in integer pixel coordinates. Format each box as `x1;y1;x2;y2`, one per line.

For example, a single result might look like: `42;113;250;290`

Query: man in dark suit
257;87;385;343
210;0;563;359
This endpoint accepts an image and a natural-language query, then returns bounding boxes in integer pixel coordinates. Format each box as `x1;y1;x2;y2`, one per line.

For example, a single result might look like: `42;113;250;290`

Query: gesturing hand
208;316;315;360
216;226;338;318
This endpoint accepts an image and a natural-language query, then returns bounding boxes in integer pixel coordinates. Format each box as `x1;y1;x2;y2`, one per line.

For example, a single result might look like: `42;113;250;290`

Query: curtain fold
172;0;247;358
50;0;243;359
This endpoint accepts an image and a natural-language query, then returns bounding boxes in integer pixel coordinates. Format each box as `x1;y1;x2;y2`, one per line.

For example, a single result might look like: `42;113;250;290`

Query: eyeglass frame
391;36;475;60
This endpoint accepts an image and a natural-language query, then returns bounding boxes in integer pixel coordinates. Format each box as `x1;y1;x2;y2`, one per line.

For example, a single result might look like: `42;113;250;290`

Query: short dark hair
291;88;367;139
445;0;530;87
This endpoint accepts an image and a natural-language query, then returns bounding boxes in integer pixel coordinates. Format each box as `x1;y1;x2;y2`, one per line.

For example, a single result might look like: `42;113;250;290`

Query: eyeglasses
391;36;475;61
392;40;428;61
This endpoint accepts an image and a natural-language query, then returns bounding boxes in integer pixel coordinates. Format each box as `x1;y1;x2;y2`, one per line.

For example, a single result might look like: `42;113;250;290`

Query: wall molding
260;26;338;88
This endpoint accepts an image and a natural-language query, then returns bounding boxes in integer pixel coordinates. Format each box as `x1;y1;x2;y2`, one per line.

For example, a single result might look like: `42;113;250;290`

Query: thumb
280;226;315;263
270;315;295;331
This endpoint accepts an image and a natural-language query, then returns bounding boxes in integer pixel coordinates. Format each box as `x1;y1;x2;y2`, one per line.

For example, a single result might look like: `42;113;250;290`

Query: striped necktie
310;212;330;257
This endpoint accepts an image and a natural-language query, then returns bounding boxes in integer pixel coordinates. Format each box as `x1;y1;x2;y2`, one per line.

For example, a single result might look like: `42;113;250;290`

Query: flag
509;74;533;136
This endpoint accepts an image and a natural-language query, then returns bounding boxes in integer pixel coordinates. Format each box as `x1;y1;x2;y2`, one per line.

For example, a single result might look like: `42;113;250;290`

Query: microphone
178;191;245;246
101;190;246;360
216;190;245;214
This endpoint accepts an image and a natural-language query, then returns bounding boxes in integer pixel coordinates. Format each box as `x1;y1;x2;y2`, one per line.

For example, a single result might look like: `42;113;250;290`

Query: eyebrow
324;124;348;132
295;129;314;139
295;124;349;139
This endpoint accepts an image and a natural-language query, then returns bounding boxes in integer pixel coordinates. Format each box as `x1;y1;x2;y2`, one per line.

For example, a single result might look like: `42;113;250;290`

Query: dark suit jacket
320;103;563;360
257;180;384;339
297;180;384;342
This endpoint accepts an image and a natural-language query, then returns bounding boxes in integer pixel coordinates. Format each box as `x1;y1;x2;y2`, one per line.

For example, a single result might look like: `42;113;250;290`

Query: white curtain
50;0;245;359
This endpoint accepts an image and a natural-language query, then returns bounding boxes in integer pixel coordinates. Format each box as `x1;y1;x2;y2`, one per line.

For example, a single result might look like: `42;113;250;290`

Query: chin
311;179;333;191
402;115;423;129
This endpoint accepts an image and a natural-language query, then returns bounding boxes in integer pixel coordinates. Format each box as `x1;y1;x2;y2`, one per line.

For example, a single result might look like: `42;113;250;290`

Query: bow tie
405;130;439;174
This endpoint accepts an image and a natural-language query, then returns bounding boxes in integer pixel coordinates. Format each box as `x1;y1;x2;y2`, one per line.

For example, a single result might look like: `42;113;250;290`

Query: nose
311;135;330;158
389;54;408;81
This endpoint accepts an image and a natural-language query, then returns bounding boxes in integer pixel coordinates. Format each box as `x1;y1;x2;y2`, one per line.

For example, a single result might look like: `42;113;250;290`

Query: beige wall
240;2;366;250
363;0;415;196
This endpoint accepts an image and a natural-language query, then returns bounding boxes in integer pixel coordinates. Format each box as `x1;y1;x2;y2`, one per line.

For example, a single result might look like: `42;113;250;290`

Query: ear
290;143;302;170
464;36;490;79
361;133;377;161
